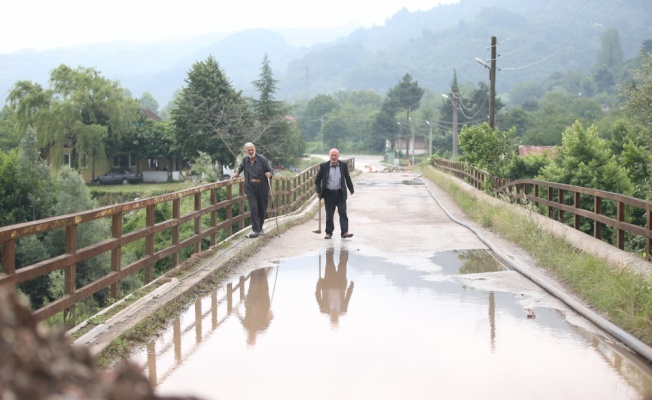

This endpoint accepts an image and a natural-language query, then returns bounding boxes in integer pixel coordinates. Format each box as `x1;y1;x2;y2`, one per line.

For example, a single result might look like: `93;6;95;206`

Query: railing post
617;201;625;250
1;239;16;276
226;185;233;237
64;224;77;328
238;181;246;232
647;210;651;261
210;189;217;247
110;213;122;299
145;205;155;283
573;192;581;230
194;193;202;254
594;196;602;240
172;199;180;268
558;189;565;223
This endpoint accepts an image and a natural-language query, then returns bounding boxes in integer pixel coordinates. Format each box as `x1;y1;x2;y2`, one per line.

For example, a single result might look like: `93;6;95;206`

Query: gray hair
244;142;255;148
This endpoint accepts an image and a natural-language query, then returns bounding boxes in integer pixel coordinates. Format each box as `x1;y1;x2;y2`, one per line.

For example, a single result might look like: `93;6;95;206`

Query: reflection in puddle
316;248;354;327
238;268;274;345
131;249;652;400
431;249;507;275
402;179;425;185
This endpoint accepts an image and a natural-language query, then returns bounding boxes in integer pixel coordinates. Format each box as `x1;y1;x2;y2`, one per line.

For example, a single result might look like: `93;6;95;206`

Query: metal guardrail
0;159;354;326
433;158;652;261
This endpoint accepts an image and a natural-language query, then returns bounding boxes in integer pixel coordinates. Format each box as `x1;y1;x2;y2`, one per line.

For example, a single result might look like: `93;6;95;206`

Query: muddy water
130;248;652;400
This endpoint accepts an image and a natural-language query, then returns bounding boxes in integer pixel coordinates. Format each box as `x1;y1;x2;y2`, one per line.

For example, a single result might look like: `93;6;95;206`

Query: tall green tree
0;106;20;151
133;117;177;177
595;29;624;72
298;94;339;143
537;120;633;241
458;122;518;185
17;127;55;221
371;97;400;152
250;54;303;166
522;91;602;146
622;53;652;137
8;66;139;177
387;73;424;156
538;120;632;194
321;115;349;149
138;92;159;113
592;29;624;95
0;149;29;226
171;55;250;168
46;167;111;307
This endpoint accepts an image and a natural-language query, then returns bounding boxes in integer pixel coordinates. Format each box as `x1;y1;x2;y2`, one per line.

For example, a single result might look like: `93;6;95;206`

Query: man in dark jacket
231;142;274;238
315;148;354;239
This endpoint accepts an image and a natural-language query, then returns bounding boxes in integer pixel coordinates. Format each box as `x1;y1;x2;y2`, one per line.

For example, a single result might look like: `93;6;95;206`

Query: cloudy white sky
1;0;458;54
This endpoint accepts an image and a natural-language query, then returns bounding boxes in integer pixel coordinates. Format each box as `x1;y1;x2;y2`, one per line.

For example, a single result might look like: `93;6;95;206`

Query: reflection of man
239;268;274;345
315;248;354;326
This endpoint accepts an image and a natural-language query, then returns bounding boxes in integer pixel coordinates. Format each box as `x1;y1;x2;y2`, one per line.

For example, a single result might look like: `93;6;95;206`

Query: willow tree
7;65;140;178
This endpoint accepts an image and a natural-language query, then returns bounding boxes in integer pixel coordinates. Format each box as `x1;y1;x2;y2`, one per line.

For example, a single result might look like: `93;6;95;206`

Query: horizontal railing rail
0;158;353;326
432;158;652;261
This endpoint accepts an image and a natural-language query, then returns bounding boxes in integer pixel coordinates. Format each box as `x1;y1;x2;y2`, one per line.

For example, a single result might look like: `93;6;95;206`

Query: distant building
518;145;556;157
392;136;427;156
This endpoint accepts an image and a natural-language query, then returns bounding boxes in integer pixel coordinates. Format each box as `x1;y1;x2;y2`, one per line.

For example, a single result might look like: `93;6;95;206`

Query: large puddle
130;249;652;400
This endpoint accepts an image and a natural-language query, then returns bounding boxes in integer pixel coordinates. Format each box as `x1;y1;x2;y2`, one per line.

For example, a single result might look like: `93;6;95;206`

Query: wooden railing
0;159;353;325
432;158;652;261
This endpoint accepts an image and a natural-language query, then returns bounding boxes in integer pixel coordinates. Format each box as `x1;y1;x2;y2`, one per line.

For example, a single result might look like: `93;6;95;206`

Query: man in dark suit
315;148;354;239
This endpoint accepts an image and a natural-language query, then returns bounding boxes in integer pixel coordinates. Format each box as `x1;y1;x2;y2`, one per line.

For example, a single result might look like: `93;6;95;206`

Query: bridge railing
432;158;652;261
0;159;352;326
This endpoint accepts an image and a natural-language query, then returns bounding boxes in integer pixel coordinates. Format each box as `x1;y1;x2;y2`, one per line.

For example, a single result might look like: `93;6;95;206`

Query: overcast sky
1;0;458;54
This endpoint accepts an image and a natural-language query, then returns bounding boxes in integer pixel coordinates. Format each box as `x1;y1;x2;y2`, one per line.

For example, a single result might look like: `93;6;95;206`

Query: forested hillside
1;0;649;107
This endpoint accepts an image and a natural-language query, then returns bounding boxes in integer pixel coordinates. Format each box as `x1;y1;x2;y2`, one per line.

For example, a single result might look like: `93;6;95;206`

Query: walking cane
313;197;322;234
267;176;281;237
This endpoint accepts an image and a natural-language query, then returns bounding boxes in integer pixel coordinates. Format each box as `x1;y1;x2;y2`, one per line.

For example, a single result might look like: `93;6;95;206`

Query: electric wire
498;0;593;60
500;0;558;44
500;0;631;71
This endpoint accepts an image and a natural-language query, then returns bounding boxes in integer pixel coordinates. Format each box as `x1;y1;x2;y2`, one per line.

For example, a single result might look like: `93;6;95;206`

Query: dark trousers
246;182;269;233
323;189;348;235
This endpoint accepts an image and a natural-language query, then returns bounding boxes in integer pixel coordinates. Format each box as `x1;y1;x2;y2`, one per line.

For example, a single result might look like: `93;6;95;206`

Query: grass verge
422;166;652;347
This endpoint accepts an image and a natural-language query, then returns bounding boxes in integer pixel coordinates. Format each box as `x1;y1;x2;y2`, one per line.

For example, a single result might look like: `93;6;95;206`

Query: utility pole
410;117;415;166
426;120;432;157
320;115;324;151
452;92;458;158
397;122;402;158
489;36;496;129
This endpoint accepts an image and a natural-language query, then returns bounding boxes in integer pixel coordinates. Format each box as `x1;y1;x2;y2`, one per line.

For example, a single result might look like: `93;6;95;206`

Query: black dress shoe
247;232;260;238
324;233;332;239
341;232;353;238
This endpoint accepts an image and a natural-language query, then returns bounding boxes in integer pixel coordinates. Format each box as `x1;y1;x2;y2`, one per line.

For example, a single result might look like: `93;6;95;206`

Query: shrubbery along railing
433;158;652;261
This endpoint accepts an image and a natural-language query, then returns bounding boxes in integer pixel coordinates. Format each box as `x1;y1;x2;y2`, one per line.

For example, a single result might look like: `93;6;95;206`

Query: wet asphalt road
128;159;652;400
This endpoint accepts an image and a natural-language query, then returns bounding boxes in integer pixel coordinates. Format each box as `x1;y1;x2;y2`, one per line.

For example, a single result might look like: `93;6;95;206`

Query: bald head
329;148;340;165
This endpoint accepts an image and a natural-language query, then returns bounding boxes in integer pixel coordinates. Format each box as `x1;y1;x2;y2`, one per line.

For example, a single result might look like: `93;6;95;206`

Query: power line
498;0;593;60
500;0;558;44
500;0;631;71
